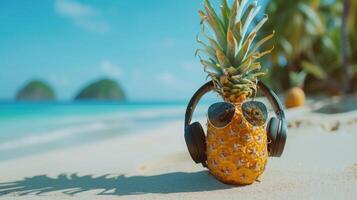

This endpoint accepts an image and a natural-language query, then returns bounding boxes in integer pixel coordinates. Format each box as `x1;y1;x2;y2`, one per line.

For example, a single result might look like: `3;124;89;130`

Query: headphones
184;80;287;167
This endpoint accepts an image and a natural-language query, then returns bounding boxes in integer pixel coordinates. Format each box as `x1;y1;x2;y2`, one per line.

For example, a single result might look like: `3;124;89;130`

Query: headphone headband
184;81;214;126
185;80;285;127
257;81;286;119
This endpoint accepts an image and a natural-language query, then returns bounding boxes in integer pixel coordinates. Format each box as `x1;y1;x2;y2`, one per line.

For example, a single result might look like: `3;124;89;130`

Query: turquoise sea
0;102;208;162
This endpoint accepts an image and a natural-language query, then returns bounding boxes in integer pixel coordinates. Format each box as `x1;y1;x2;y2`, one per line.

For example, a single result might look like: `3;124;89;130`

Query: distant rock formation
16;80;56;101
75;79;126;101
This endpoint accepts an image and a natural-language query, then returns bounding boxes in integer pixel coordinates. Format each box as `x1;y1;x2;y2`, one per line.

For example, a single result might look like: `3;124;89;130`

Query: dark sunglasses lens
208;102;235;128
242;101;268;127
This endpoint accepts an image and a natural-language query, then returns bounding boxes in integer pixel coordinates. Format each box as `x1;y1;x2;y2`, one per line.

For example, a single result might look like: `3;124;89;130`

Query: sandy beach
0;98;357;200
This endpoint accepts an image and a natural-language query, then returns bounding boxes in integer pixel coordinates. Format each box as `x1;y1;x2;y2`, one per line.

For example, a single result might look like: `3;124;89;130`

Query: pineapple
197;0;274;185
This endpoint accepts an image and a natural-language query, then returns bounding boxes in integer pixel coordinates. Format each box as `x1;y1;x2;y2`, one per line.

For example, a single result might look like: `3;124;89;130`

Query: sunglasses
208;101;268;129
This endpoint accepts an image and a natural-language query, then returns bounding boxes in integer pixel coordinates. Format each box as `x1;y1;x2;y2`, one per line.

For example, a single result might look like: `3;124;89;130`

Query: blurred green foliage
261;0;356;95
350;0;357;72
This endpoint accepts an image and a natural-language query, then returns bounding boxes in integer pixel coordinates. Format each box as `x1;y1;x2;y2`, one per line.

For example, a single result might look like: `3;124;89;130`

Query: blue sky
0;0;266;101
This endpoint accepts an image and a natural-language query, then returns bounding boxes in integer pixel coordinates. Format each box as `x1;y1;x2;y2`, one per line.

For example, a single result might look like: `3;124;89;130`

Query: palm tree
262;0;356;95
342;0;352;93
261;0;326;91
348;0;357;91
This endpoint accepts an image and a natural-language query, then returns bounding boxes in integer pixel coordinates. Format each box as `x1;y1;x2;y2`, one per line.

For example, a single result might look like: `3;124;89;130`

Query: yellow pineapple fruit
285;72;306;109
207;105;268;185
197;0;274;185
285;87;305;109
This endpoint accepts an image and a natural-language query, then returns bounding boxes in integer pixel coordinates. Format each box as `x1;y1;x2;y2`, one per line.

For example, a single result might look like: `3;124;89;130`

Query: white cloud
73;19;110;34
161;38;177;48
48;74;71;87
156;72;175;83
54;0;110;34
100;60;123;78
155;72;192;90
181;61;199;70
55;0;97;17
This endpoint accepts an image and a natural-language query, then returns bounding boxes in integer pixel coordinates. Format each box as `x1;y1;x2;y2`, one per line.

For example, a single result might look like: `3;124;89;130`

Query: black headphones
184;81;287;167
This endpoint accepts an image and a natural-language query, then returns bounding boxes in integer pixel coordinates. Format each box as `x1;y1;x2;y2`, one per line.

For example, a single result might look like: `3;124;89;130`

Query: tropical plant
341;0;352;93
348;0;357;91
261;0;355;95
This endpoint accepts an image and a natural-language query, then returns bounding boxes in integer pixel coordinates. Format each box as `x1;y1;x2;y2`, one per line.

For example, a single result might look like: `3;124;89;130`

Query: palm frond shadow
0;171;234;196
313;97;357;114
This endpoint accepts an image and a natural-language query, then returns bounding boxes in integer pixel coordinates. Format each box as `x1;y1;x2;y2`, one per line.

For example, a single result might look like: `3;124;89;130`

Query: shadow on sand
0;171;234;196
314;96;357;114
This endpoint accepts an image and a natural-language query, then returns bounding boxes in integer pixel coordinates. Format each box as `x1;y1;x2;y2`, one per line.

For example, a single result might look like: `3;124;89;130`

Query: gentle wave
0;108;185;151
0;105;206;157
50;107;185;125
0;121;131;151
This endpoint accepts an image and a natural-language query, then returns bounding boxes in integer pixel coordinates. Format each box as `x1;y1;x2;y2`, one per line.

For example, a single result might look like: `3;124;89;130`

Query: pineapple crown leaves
197;0;274;99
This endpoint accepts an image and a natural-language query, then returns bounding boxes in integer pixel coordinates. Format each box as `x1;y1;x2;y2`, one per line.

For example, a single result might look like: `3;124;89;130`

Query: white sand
0;102;357;200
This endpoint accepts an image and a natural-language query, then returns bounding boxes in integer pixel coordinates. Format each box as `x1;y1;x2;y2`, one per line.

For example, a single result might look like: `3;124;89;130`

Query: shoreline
0;104;201;162
0;106;356;199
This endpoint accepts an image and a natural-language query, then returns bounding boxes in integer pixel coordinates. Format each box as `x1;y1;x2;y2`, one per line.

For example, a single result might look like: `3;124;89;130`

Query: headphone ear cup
273;120;287;157
267;117;279;156
184;122;207;164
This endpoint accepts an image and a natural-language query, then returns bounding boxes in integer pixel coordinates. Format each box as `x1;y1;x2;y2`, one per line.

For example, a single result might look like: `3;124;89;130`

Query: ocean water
0;102;209;162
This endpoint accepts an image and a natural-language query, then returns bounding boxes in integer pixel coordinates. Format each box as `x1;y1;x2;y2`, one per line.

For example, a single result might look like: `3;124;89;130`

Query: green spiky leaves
197;0;274;100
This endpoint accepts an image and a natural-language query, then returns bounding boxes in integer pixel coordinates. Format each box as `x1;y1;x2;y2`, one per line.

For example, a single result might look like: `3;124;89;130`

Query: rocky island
75;78;125;101
16;80;56;101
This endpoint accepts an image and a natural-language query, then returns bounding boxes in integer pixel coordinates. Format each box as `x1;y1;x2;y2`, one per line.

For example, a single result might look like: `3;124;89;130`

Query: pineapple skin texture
206;104;268;185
